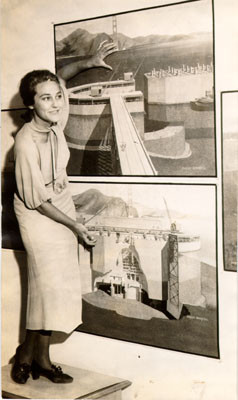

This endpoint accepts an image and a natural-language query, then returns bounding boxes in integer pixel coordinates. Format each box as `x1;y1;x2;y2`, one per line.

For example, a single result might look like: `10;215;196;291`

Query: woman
12;41;117;385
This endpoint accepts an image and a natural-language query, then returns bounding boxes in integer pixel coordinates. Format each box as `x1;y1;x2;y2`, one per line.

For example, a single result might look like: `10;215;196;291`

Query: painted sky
70;183;215;219
56;0;212;41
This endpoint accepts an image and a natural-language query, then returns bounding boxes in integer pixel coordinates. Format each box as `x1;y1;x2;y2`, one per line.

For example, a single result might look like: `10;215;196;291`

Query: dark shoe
31;360;73;383
11;347;31;384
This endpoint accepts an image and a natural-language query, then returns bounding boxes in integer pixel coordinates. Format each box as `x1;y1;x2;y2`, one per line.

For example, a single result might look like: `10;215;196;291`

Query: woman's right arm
36;201;96;246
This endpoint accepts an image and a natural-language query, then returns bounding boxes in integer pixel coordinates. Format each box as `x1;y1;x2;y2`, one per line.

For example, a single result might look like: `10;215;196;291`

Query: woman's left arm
58;40;117;82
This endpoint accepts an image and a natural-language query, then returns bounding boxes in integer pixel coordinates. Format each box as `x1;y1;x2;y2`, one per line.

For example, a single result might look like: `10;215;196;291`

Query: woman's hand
74;222;97;246
90;40;118;71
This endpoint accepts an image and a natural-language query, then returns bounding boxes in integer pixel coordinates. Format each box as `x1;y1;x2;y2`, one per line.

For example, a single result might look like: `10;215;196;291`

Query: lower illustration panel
69;182;219;358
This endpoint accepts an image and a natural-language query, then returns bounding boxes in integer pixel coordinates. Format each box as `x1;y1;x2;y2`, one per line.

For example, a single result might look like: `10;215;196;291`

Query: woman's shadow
2;94;25;252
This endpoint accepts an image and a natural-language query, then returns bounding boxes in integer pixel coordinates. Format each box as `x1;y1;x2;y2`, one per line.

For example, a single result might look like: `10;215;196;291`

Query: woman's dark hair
19;70;60;107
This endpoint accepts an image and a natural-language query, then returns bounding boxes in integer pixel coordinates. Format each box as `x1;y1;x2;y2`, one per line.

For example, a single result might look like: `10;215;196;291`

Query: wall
1;0;238;399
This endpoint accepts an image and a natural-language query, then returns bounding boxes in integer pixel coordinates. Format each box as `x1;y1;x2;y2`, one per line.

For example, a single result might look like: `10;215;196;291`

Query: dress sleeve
14;138;51;209
59;79;69;131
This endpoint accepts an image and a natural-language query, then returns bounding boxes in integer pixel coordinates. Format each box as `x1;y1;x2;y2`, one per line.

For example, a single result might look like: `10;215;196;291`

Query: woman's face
29;80;64;126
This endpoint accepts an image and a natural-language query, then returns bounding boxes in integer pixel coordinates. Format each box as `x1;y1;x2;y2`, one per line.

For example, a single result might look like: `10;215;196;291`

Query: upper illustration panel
54;0;215;176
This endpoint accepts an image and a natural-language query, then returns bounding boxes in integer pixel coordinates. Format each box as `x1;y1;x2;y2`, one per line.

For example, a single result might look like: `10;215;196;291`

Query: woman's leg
34;330;52;369
32;330;74;383
11;329;37;383
17;329;38;364
16;329;52;368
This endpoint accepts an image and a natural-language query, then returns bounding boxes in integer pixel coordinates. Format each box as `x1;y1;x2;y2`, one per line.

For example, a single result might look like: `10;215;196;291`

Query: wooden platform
2;364;131;399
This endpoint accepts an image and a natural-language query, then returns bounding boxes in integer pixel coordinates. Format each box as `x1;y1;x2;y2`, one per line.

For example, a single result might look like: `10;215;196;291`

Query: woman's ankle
16;344;33;365
33;357;52;370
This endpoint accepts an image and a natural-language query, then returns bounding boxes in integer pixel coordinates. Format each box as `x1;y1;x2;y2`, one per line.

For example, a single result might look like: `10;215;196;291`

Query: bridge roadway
109;93;157;175
87;224;169;237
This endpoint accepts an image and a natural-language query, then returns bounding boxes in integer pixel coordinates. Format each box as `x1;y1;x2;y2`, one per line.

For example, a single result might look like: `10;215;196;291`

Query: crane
163;197;177;232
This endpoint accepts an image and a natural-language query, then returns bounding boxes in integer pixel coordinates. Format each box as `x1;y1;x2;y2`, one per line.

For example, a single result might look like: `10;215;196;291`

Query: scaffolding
167;234;183;319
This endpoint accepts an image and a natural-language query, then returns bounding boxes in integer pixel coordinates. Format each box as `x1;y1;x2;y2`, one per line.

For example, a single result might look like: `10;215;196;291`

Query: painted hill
56;28;112;56
56;28;212;56
72;188;138;217
72;188;189;221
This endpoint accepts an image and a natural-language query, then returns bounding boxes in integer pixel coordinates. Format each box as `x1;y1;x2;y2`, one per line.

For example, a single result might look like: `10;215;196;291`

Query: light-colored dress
14;86;82;334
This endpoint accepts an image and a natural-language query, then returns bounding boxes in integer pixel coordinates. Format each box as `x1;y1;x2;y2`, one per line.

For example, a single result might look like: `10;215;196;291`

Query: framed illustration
70;181;219;358
221;91;238;272
54;0;216;177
